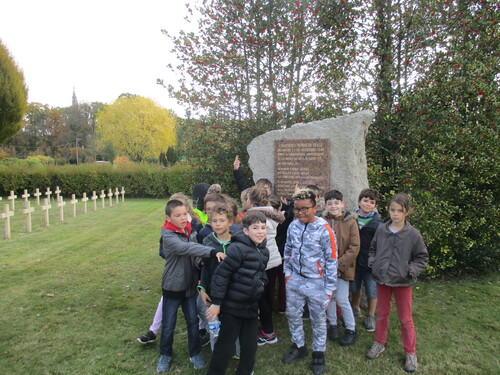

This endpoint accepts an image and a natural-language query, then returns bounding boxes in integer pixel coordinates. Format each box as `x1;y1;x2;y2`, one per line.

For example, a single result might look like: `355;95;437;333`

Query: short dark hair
324;189;343;202
241;210;267;229
358;188;380;203
292;188;317;206
165;199;185;216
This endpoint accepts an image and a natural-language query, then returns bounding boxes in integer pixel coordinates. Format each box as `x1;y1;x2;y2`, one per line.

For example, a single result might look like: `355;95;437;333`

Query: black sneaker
257;331;278;346
327;325;339;341
137;330;156;344
339;329;357;346
311;351;325;375
283;343;308;364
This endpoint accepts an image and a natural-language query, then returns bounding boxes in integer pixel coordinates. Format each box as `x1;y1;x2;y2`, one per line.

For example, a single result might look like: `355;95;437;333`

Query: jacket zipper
299;223;307;276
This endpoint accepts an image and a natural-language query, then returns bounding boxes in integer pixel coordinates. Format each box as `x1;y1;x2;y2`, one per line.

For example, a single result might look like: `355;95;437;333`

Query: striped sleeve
323;224;337;259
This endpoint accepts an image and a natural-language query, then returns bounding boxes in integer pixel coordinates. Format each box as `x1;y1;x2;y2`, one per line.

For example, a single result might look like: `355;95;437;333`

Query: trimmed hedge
0;163;196;199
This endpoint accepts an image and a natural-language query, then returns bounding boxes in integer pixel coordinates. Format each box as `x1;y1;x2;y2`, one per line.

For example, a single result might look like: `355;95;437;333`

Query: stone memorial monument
247;110;375;211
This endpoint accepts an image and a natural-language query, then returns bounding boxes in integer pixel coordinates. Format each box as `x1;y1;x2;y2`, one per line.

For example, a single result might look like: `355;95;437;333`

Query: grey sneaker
352;307;362;318
190;354;206;370
366;342;385;359
365;314;376;332
404;353;418;373
157;354;171;373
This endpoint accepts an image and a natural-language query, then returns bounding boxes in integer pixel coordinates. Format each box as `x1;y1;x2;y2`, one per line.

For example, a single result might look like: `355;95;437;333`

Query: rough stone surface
247;110;375;211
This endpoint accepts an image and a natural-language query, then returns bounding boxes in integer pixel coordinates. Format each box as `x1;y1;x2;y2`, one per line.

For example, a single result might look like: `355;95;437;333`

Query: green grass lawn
0;199;498;375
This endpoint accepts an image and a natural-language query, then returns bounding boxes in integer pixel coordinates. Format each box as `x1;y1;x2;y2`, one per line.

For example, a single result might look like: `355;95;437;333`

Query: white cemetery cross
99;190;106;209
1;204;14;239
120;187;125;203
41;198;52;228
8;191;17;211
91;191;98;211
33;188;42;206
22;189;31;203
57;196;66;221
54;186;62;202
81;193;89;214
45;187;52;202
114;188;119;205
107;189;113;207
23;201;35;233
70;194;78;218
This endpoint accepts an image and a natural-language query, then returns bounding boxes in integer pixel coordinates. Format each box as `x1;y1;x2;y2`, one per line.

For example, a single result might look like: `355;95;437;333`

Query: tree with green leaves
0;40;28;144
96;96;177;162
161;0;359;128
369;0;499;275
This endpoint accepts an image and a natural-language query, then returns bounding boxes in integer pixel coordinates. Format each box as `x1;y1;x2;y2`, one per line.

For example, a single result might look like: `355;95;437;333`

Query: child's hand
206;304;220;322
233;155;240;170
199;289;212;307
215;252;227;262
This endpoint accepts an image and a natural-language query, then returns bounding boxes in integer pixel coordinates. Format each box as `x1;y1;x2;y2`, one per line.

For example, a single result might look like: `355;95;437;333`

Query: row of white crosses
1;187;125;239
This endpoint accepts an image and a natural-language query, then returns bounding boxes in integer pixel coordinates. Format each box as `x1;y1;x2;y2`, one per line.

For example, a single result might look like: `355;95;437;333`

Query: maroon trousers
375;284;417;355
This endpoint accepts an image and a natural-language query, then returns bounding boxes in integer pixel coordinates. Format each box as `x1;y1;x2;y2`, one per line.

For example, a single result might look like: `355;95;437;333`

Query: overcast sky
0;0;197;116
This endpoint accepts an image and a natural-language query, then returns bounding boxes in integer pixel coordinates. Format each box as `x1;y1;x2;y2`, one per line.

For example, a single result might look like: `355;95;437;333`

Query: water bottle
208;318;220;338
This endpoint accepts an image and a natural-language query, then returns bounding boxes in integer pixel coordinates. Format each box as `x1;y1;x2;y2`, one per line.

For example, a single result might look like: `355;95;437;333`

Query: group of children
138;173;428;375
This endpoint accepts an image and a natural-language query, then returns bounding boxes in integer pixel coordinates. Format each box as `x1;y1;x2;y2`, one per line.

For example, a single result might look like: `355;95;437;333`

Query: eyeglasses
293;206;315;213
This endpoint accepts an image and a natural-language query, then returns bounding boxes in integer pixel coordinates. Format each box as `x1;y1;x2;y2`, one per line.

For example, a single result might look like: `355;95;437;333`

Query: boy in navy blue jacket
351;188;383;332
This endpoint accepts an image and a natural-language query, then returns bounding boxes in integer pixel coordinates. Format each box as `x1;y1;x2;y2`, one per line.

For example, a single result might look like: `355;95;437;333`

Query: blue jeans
160;290;201;357
352;269;377;299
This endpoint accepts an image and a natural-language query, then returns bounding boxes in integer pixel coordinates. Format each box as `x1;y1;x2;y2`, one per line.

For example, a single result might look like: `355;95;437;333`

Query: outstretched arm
233;155;248;193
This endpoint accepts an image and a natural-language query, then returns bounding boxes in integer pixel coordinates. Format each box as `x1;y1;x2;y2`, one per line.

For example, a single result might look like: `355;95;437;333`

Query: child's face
263;184;272;196
210;213;233;237
358;197;377;216
243;221;267;245
240;192;248;210
388;202;409;226
204;201;217;216
166;205;189;230
325;199;345;217
246;196;253;209
293;198;318;224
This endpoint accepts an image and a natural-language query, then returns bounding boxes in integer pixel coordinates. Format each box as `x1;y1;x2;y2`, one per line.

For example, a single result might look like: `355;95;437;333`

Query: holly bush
368;57;499;276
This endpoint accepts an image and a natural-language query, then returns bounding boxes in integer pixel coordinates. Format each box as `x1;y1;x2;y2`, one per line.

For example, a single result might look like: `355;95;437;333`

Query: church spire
72;87;78;106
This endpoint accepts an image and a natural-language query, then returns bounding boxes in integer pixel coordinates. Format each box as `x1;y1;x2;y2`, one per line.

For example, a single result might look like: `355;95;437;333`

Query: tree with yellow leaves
96;96;176;162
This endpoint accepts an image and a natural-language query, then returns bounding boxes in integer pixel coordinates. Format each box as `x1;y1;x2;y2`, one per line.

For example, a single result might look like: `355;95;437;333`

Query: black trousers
206;312;258;375
258;267;278;333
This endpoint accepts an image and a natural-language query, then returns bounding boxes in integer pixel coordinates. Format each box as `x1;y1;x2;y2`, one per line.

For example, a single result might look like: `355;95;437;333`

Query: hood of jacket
249;206;285;224
322;210;357;223
162;220;192;237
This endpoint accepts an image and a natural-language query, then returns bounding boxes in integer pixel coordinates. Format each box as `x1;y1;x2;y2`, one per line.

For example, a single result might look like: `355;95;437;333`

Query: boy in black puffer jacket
205;211;270;375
